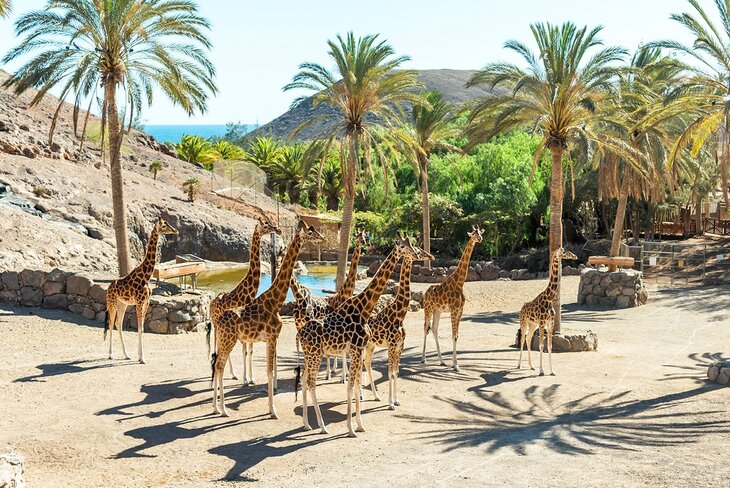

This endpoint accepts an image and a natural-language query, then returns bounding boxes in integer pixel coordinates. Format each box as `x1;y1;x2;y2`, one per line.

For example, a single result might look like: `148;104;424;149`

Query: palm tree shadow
14;359;136;383
660;352;729;385
399;383;730;456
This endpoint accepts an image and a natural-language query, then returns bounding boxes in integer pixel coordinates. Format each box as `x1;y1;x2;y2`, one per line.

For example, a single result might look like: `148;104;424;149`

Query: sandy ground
1;276;729;487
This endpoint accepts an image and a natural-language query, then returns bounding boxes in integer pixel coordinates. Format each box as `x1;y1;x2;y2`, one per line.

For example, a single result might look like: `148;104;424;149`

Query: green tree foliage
175;135;218;170
0;0;11;18
213;140;246;160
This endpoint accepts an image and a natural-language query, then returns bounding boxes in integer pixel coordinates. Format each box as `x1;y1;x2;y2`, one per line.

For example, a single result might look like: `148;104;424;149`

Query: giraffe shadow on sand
14;358;137;383
209;428;348;482
399;383;730;455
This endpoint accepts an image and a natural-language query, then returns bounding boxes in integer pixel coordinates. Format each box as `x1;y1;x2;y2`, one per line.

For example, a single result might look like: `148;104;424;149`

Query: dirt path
1;277;729;487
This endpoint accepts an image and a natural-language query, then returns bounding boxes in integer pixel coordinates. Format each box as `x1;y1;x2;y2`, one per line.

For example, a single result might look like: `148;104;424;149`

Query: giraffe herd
105;216;575;437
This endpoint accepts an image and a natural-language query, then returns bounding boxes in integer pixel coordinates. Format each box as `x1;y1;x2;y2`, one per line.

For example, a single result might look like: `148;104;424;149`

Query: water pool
195;264;366;300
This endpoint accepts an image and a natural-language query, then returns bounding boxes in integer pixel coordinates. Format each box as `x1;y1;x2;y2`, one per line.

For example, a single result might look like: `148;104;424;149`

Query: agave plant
466;22;635;331
285;32;423;287
3;0;216;275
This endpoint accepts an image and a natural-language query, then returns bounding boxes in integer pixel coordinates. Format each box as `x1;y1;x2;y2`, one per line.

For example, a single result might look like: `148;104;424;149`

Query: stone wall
0;268;210;334
577;268;648;309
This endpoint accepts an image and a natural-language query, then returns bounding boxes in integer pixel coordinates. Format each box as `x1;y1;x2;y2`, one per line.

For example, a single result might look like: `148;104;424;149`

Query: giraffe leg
303;350;327;433
301;376;311;431
391;340;404;408
547;328;556;376
107;301;117;360
364;345;380;401
345;348;365;437
248;342;256;385
325;355;332;380
517;314;526;369
213;340;234;417
273;347;278;392
115;302;130;360
432;310;445;366
340;353;347;384
135;302;149;364
353;349;365;433
421;304;432;363
451;309;463;372
266;338;278;419
525;323;536;370
229;354;238;381
538;326;545;376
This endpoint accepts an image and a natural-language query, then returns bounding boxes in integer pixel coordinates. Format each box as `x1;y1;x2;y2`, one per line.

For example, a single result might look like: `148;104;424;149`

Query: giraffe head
355;228;367;247
556;247;578;261
155;218;178;236
395;232;421;261
414;242;435;262
468;224;484;244
258;217;281;236
296;220;326;243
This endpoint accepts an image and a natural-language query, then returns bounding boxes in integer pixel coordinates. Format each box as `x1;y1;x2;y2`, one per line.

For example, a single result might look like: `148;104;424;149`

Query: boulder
146;319;169;334
151;306;168;321
408;300;421;312
88;284;107;303
19;287;43;307
1;272;20;291
66;275;92;296
480;263;501;281
0;450;25;488
169;310;191;322
0;291;18;304
411;290;424;305
43;281;65;296
46;268;67;283
68;303;84;315
366;260;382;277
19;269;45;289
82;306;96;320
42;294;69;310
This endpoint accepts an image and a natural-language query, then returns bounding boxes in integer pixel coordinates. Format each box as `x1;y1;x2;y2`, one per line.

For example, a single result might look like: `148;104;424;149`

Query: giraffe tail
210;351;218;388
205;321;212;358
294;365;301;402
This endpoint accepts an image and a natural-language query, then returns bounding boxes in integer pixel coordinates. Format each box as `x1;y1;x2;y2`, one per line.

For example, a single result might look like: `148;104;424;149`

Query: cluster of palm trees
3;0;730;328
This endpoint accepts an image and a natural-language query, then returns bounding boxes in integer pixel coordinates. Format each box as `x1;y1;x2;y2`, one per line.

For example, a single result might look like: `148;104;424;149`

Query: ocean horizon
143;124;255;144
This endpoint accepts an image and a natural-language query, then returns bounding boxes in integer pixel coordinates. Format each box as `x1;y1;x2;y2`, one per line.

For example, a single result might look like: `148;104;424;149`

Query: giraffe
296;236;420;436
325;228;367;380
210;220;324;418
517;247;578;376
364;238;433;409
421;225;483;372
208;217;281;384
105;217;178;363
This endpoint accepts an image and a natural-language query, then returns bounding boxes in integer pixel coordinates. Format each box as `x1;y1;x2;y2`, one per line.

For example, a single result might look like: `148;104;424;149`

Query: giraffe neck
393;256;413;318
450;238;477;286
260;232;304;309
138;226;161;281
340;240;363;297
290;276;307;305
229;225;264;304
544;251;562;302
350;248;400;318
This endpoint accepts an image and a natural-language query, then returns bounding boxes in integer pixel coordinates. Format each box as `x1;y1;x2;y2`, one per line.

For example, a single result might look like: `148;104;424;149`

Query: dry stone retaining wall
0;268;210;334
577;268;648;309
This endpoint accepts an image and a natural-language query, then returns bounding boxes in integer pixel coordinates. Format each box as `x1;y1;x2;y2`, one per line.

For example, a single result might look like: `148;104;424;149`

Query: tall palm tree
648;0;730;208
284;32;423;287
3;0;216;276
0;0;11;18
389;91;458;267
466;22;631;332
603;47;683;260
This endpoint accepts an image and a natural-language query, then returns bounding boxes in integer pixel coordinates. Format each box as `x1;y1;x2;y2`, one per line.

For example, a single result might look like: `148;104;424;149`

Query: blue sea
143;124;254;144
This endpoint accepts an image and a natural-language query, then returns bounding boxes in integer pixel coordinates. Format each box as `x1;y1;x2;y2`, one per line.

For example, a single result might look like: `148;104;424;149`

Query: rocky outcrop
0;268;210;334
577;268;648;309
0;450;25;488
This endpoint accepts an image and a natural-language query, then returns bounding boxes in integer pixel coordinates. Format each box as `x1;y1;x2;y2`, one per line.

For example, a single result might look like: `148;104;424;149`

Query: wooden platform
154;257;206;290
588;256;635;268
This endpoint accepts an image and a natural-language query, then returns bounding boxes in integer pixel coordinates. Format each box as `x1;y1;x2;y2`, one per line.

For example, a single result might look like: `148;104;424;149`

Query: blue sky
0;0;692;125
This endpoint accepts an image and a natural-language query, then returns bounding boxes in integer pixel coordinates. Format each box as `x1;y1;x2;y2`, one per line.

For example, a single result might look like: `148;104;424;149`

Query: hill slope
249;69;491;142
0;69;296;275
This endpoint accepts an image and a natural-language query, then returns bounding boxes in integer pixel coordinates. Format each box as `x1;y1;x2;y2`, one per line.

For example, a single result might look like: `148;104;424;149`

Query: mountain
248;69;492;142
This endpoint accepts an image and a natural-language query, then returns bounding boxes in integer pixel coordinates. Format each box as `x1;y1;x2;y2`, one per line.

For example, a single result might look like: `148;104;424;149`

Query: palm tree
284;32;423;287
148;160;164;180
602;47;683;261
268;143;306;204
176;135;218;170
648;0;730;208
321;158;344;211
0;0;11;18
390;91;458;267
243;137;284;196
3;0;216;276
213;140;246;160
183;177;201;202
466;22;631;332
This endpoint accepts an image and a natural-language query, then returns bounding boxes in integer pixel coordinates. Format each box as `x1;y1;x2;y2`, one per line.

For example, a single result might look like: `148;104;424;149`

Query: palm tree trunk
335;135;359;289
609;167;632;270
549;147;564;334
723;128;730;208
420;158;432;269
105;80;132;276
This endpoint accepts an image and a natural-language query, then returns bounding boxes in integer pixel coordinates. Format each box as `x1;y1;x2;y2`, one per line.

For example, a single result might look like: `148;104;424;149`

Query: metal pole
270;196;279;280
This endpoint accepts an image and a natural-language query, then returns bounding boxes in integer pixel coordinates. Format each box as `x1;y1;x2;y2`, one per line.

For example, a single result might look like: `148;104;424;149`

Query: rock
146;319;169;334
66;275;92;296
50;142;62;153
481;263;501;281
408;300;421;312
411;264;422;276
411;290;424;305
551;335;571;352
562;265;580;276
708;365;720;381
280;301;295;316
19;124;30;131
0;450;25;488
42;294;69;309
47;268;67;282
606;282;622;297
616;296;630;308
466;269;479;281
169;310;191;322
366;260;382;277
0;290;19;304
19;287;43;307
19;269;45;288
95;311;107;323
88;284;106;303
1;272;20;291
151;306;168;320
86;226;105;240
498;270;511;279
82;306;96;320
433;267;447;276
717;368;730;386
68;303;84;315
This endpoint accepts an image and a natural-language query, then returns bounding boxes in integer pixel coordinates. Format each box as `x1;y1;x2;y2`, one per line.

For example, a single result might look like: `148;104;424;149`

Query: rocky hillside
0;69;297;276
249;69;493;141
